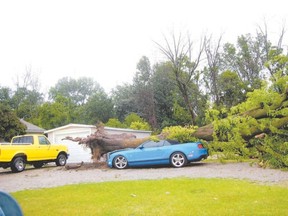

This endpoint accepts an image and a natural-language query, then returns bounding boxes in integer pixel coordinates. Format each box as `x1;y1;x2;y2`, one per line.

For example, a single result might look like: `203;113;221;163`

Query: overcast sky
0;0;287;93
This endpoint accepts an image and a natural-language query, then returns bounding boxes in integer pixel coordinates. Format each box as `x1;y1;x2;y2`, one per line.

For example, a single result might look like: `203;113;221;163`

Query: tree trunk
192;124;214;141
63;127;147;161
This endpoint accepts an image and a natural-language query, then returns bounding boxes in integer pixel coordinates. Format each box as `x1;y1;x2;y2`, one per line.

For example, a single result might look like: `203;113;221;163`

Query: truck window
38;136;50;145
12;136;33;144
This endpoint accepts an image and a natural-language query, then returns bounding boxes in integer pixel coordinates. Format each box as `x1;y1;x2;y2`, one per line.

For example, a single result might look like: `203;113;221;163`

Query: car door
128;141;165;164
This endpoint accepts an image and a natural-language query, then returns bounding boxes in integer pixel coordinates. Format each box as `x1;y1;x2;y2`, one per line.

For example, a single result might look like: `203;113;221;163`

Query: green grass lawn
12;178;288;216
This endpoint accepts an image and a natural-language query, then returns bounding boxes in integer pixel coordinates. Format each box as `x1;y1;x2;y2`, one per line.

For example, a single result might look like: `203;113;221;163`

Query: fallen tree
194;87;288;141
64;87;288;163
63;126;148;161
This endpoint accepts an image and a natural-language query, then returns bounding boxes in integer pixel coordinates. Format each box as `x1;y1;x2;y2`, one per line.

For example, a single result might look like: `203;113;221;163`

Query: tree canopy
0;104;26;141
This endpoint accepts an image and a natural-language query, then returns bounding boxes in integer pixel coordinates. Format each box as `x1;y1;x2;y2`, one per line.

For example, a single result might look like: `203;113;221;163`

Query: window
38;136;50;145
165;140;180;145
12;136;33;145
143;140;164;148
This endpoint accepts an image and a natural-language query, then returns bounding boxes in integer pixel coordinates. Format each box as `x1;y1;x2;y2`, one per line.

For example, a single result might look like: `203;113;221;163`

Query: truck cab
0;134;69;172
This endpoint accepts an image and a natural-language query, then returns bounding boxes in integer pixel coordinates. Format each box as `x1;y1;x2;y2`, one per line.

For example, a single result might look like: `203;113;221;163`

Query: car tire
170;152;187;168
11;157;26;173
113;155;128;169
55;154;67;166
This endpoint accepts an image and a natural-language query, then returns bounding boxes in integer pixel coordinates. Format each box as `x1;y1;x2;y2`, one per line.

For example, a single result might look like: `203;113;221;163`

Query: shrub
161;125;198;143
130;121;151;131
105;118;125;128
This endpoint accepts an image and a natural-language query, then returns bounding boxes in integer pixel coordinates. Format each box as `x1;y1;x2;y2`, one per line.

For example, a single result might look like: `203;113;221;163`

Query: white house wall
46;126;96;163
54;131;93;163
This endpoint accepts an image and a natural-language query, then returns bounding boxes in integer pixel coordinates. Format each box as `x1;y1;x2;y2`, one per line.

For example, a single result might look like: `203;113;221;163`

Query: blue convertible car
107;140;208;169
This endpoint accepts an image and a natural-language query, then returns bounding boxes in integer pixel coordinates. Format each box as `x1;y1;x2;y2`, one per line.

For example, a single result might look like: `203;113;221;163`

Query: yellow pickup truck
0;134;69;172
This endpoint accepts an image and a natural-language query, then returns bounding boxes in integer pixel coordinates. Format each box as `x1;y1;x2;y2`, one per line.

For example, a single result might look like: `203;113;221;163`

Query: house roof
20;119;45;134
44;123;152;134
44;123;95;134
104;126;152;134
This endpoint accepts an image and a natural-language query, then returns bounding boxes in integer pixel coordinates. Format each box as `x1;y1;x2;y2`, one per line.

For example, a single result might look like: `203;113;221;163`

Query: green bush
105;118;125;128
124;112;143;127
130;121;151;131
105;113;152;131
161;125;198;143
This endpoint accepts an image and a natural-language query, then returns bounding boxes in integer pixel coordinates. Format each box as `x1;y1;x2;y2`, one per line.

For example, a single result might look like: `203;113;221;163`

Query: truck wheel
56;154;67;166
11;157;26;173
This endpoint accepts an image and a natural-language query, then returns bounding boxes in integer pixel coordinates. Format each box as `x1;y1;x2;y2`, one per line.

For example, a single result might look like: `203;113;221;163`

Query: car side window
156;140;165;147
164;140;179;145
143;141;164;148
38;136;50;145
163;140;170;146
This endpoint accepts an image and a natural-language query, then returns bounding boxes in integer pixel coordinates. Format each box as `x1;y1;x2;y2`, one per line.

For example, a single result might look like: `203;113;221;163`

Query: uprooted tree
65;48;288;167
194;86;288;141
63;126;149;161
64;82;288;168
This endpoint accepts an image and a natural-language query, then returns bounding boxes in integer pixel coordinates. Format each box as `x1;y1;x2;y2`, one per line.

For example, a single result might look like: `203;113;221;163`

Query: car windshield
137;140;180;149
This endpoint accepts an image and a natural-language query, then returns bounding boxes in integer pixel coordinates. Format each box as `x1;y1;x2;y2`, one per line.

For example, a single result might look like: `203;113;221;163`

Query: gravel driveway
1;162;288;193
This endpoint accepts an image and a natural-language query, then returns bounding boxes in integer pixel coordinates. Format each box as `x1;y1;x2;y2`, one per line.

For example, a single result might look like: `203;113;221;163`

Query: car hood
108;148;134;156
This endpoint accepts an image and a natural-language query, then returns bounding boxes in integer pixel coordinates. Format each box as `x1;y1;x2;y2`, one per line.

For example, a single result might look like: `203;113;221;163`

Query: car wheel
33;162;44;168
56;154;67;166
170;152;187;168
11;157;26;173
113;155;128;169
